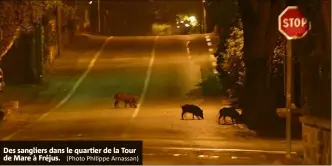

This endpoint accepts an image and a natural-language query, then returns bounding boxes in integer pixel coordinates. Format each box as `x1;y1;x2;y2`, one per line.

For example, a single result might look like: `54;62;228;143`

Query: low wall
300;116;331;164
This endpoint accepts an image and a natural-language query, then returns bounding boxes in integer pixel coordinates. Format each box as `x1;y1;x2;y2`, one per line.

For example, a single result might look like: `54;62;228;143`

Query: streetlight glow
188;16;197;23
89;1;92;4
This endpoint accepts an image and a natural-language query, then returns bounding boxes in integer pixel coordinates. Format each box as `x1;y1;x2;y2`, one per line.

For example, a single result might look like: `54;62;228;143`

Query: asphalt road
2;34;303;164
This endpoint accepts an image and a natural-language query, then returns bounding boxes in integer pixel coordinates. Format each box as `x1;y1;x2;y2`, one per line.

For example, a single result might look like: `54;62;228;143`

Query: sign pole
285;39;292;159
278;6;310;158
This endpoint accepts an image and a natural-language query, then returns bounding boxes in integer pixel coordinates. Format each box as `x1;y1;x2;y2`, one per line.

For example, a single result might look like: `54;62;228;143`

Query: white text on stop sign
282;18;307;28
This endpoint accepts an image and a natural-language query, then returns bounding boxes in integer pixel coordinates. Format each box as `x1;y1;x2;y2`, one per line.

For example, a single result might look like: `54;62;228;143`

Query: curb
204;34;219;76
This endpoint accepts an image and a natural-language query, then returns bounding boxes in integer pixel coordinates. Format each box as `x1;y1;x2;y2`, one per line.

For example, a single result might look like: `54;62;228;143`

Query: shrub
216;15;286;98
152;23;171;36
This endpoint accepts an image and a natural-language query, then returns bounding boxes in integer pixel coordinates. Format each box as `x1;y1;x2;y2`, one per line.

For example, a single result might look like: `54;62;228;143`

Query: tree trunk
298;0;331;118
238;0;286;130
238;0;256;125
320;0;331;117
214;0;237;53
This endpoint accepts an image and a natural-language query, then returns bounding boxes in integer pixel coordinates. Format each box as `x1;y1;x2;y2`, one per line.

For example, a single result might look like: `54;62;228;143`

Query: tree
217;14;286;102
207;0;237;56
0;1;76;60
233;0;330;130
212;0;330;134
217;15;245;97
0;1;61;59
0;1;77;85
296;0;331;119
236;0;287;130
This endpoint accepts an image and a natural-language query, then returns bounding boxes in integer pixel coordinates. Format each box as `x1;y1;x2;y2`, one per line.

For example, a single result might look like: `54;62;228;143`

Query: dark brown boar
114;93;138;108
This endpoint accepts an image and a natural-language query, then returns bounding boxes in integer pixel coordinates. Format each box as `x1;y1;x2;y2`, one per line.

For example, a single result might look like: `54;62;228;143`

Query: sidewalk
0;34;107;139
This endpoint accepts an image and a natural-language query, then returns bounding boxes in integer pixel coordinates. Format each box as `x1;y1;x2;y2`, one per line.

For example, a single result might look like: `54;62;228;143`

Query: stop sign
278;6;311;40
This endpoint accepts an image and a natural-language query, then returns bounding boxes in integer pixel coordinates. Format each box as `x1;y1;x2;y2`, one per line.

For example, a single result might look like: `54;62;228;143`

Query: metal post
284;45;287;96
285;39;292;158
97;0;101;33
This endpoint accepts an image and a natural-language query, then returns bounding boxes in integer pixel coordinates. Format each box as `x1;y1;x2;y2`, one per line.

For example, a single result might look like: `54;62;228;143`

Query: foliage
219;16;244;96
176;14;186;21
0;1;77;58
216;15;286;97
0;1;60;34
62;4;77;22
272;35;286;76
152;23;171;36
176;14;198;27
45;31;57;46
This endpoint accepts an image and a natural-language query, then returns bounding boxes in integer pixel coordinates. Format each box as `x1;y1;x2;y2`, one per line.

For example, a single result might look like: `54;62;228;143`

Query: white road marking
231;156;251;160
198;155;208;158
204;35;219;76
144;153;155;156
131;36;159;118
210;156;220;159
3;36;113;140
186;47;190;55
144;146;298;154
210;54;216;60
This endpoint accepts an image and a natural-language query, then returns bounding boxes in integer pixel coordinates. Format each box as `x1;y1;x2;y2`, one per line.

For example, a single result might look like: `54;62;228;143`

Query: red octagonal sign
278;6;311;40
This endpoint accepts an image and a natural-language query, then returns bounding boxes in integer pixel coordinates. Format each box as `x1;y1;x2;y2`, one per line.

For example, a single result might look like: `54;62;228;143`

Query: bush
0;1;77;58
152;23;171;36
216;15;286;98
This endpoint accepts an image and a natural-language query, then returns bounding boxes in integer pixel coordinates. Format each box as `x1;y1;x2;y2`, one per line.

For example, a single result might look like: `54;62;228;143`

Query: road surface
0;34;302;164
